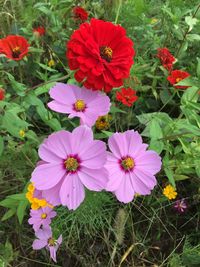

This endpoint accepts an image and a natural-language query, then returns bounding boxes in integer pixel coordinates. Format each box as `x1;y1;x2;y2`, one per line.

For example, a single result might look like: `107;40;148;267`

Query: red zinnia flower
167;70;190;89
116;87;138;107
157;48;175;71
66;18;135;93
73;6;88;21
33;26;45;37
0;88;5;100
0;35;29;61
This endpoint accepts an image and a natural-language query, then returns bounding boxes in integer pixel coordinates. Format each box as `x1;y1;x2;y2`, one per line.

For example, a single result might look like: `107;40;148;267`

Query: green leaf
197;58;200;78
0;136;4;156
149;119;163;139
0;198;18;209
7;193;26;201
1;209;16;221
185;16;198;31
17;199;28;224
110;105;127;114
35;82;55;96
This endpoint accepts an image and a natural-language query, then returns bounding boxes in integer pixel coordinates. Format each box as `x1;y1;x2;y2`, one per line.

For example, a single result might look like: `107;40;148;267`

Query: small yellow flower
163;184;177;200
48;59;55;67
19;129;25;138
95;115;111;130
150;18;158;24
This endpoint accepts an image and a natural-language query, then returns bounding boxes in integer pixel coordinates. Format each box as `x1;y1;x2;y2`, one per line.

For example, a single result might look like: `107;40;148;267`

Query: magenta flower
47;83;111;127
105;130;162;203
32;227;62;262
173;199;187;213
31;126;108;210
28;207;57;232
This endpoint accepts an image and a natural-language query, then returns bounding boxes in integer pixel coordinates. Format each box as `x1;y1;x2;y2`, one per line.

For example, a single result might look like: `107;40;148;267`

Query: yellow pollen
176;77;182;83
65;157;79;171
41;213;47;219
100;46;113;62
121;157;134;170
12;46;20;52
48;238;55;246
74;99;85;111
163;184;177;200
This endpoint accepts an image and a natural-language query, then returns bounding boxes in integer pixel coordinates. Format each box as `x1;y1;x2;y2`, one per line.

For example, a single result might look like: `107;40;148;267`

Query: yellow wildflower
48;59;55;67
163;184;177;200
150;18;158;24
19;129;25;138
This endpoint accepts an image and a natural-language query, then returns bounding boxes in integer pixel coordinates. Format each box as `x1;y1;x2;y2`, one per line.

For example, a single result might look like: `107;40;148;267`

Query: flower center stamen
74;99;86;111
12;46;21;58
100;46;113;62
65;157;79;172
48;238;56;246
176;77;182;83
121;156;134;171
41;213;47;219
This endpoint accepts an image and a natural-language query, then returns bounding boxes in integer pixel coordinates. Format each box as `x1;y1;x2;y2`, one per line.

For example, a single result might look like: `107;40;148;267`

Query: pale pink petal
31;163;66;190
59;174;85;210
35;228;51;240
80;140;107;169
87;93;110;115
129;172;151;195
78;167;108;191
32;239;47;250
42;179;63;206
39;144;63;163
135;150;162;175
49;246;57;262
133;168;157;189
114;173;135;203
125;130;148;157
108;132;128;158
49;83;77;104
106;166;124;191
48;100;73;114
57;235;62;245
70;126;93;154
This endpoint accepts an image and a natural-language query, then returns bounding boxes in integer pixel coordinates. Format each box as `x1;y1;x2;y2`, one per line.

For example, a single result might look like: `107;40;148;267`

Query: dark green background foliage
0;0;200;266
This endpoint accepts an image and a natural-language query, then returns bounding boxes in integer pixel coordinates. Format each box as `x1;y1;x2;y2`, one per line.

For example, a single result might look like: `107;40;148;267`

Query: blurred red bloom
33;26;45;36
0;88;5;100
157;48;175;71
73;6;88;21
0;35;29;61
67;18;135;93
167;70;190;89
116;87;138;107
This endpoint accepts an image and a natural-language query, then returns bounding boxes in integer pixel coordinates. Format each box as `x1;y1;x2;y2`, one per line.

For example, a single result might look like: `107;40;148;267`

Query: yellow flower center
95;115;110;130
121;157;134;171
48;238;55;246
74;99;86;111
176;77;182;83
12;46;21;58
19;129;25;138
65;157;79;172
100;46;113;62
41;213;47;219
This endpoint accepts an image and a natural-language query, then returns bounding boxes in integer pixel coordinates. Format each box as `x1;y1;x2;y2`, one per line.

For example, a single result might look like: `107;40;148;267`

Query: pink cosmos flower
105;130;162;203
28;207;57;232
47;83;111;127
31;126;108;210
32;227;62;262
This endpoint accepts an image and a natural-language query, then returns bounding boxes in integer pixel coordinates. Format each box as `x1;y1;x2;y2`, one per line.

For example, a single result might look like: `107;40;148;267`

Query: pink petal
49;246;57;262
87;93;110;115
78;167;108;191
35;228;51;240
129;172;151;195
59;174;85;210
42;180;63;206
49;83;77;104
80;140;107;169
48;100;73;114
31;163;66;190
57;235;62;245
135;150;162;175
32;239;47;250
125;130;148;157
134;168;157;189
108;132;128;158
39;144;63;163
70;126;93;154
106;165;124;191
114;173;135;203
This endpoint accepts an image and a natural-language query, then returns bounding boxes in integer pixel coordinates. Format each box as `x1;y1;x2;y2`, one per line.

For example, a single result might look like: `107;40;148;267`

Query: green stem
114;0;122;24
17;61;23;83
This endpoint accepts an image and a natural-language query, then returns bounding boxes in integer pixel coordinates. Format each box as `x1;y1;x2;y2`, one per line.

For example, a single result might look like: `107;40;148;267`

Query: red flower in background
0;88;5;100
73;6;88;21
157;48;175;71
67;18;135;93
116;87;138;107
33;26;45;36
167;70;190;89
0;35;29;61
